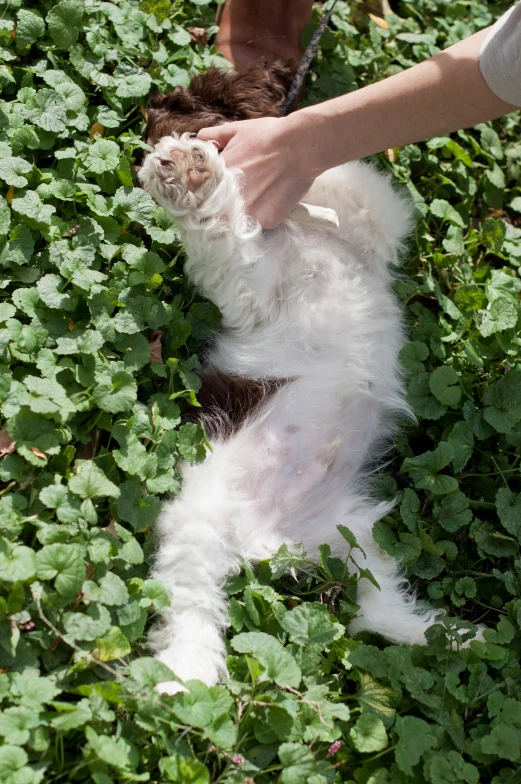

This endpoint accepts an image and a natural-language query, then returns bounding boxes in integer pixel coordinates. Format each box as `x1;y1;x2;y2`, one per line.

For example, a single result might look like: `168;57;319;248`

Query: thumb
197;122;239;149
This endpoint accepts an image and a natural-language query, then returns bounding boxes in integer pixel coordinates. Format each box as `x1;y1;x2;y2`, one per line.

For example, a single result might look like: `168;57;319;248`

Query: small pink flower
328;741;341;757
69;224;81;234
232;755;244;765
505;365;511;372
243;779;254;784
209;745;217;753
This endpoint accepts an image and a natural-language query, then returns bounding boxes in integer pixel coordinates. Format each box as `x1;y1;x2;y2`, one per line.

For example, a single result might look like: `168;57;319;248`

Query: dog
138;62;442;694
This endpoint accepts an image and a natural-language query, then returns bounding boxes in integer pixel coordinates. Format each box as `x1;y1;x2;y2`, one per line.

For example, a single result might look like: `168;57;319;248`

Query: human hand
197;116;316;229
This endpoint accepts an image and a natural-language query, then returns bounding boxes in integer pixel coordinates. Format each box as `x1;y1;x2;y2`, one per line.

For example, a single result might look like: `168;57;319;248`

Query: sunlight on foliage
0;0;520;782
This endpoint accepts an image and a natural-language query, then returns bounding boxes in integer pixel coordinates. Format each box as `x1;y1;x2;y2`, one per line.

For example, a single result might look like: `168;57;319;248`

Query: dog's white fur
138;134;440;694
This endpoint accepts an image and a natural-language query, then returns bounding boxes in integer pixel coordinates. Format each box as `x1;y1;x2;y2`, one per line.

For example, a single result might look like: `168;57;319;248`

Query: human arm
198;17;520;228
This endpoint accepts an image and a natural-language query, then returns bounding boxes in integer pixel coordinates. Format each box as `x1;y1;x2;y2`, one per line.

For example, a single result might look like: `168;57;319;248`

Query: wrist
284;109;330;180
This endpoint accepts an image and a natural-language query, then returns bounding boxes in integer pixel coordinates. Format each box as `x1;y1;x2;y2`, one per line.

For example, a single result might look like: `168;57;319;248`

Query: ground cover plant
0;0;520;781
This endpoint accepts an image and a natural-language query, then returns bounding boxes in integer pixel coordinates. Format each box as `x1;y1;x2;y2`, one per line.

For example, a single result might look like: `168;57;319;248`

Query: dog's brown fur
183;369;286;439
144;61;297;145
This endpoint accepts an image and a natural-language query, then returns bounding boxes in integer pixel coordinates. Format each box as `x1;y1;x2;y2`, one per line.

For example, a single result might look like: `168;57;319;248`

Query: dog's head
144;61;296;145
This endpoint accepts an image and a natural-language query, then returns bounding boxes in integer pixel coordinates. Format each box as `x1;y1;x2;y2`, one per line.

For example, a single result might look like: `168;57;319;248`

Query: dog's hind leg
304;161;413;272
150;450;245;694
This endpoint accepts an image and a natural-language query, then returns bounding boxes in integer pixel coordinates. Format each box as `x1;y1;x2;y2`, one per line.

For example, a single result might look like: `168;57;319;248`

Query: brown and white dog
138;64;464;694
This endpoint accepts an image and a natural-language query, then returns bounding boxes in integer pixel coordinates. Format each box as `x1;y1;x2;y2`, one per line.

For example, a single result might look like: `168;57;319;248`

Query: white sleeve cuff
479;3;521;107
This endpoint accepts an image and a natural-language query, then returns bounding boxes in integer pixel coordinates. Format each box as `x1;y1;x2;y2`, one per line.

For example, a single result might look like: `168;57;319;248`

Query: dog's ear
230;60;298;118
144;84;229;145
144;60;298;144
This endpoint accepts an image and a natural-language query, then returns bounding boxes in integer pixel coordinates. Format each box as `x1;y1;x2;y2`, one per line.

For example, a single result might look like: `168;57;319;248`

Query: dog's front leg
139;134;281;332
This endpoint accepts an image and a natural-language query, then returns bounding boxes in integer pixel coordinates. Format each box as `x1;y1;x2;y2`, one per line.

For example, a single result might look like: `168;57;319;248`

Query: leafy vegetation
0;0;520;781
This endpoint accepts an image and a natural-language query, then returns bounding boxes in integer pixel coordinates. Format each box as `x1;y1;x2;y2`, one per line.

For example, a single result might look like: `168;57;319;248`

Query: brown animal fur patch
144;61;297;145
183;369;286;439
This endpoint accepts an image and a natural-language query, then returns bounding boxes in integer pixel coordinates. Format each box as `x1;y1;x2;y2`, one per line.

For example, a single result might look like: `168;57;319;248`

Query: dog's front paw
139;134;224;216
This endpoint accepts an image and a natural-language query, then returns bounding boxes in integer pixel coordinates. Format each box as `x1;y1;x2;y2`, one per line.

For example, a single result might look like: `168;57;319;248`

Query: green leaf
350;713;388;752
399;340;428;376
55;329;105;354
128;656;180;688
442;225;465;256
12;190;56;227
0;707;39;745
10;672;60;706
430;199;465;227
402;442;458;495
471;519;518;557
36;544;85;596
39;484;82;523
140;579;170;611
92;626;131;662
84;571;129;606
481;726;521;762
46;0;84;50
85;726;139;771
50;700;92;731
7;409;61;465
37;274;77;311
429;366;461;407
48;179;77;201
111;424;152;478
435;491;472;532
115;72;153;98
85;139;121;174
0;156;32;187
16;9;46;50
480;126;503;159
407;372;447;420
114;187;156;227
93;363;138;413
424;751;479;784
0;542;36;582
231;632;302;688
160;754;210;784
169;681;237;749
65;603;112;641
279;602;344;648
33;89;67;133
372;522;422;563
448;421;474;472
69;460;120;499
495;488;521;541
348;645;389;679
477;298;518;337
0;746;29;777
278;743;316;784
114;480;161;531
176;422;206;463
394;715;438;775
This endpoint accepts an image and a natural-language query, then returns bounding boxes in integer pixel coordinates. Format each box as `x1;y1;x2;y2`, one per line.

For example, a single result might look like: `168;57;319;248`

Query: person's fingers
197;123;238;147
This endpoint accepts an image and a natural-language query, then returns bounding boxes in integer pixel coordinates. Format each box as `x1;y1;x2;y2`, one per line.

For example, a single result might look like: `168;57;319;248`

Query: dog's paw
139;133;224;216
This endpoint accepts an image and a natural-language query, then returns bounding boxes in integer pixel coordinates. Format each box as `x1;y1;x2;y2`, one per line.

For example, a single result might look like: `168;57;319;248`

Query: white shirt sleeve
479;3;521;107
